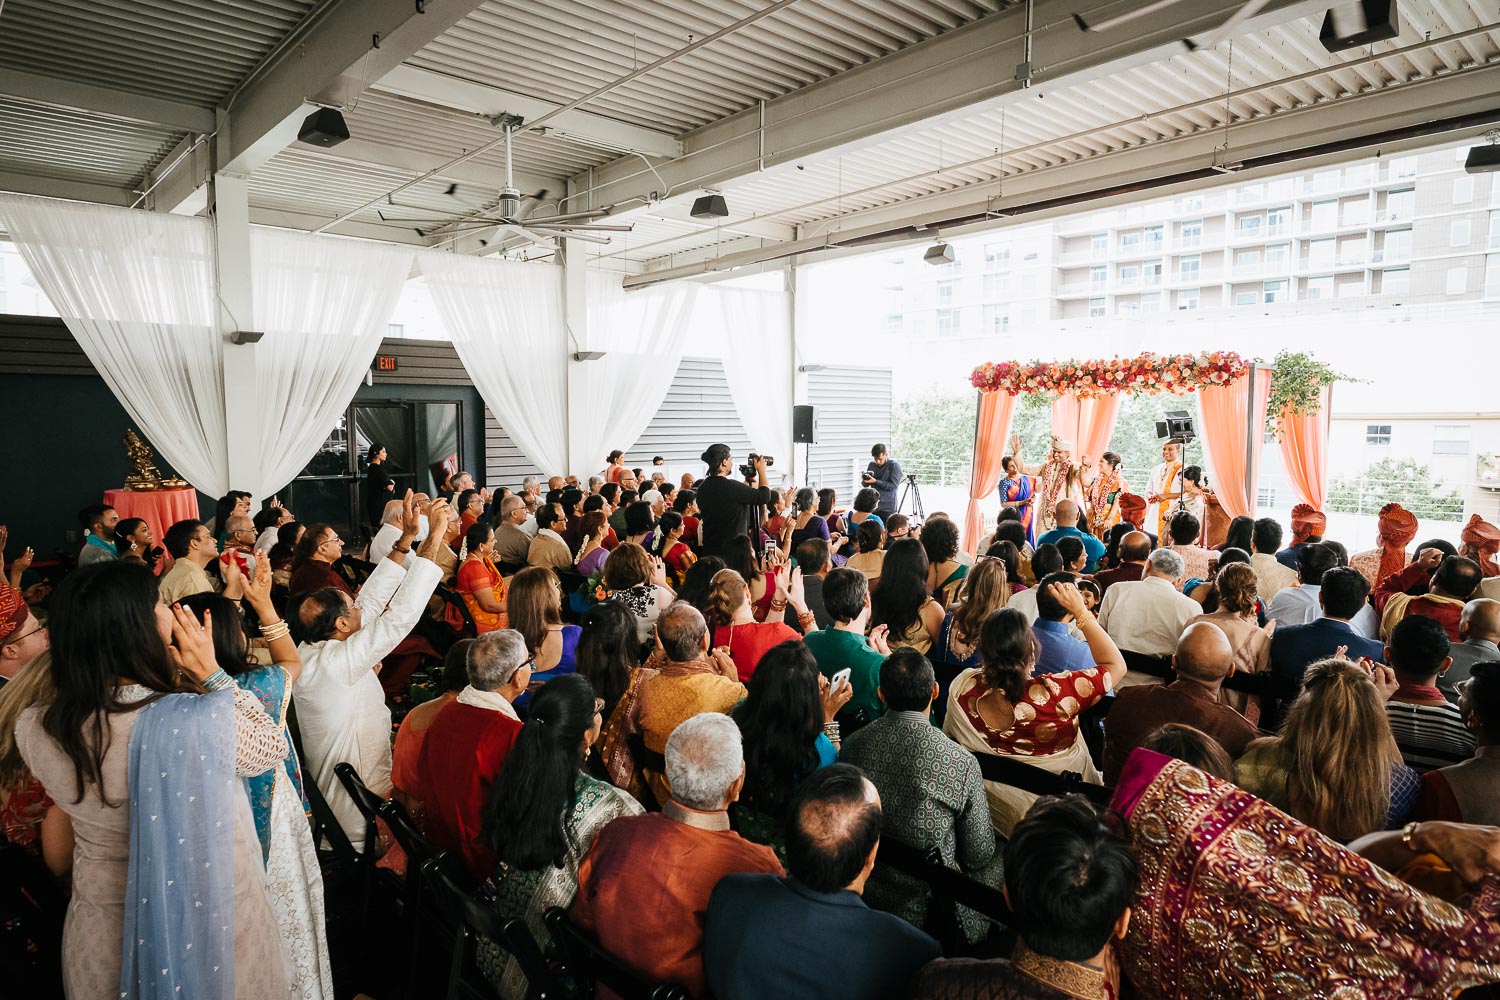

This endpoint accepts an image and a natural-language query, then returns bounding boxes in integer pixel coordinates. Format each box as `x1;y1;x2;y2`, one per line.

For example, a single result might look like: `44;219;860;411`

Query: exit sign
374;355;399;372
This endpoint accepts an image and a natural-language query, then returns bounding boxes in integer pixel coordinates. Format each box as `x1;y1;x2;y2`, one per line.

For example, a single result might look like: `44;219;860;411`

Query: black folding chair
333;762;406;946
874;836;1014;955
969;750;1114;807
0;841;67;998
334;554;378;590
543;907;690;1000
624;732;666;812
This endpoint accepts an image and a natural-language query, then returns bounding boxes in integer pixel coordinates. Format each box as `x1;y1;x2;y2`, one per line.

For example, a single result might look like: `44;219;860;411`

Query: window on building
386;323;405;338
1022;250;1039;262
1266;206;1292;236
981;304;1008;336
1490;210;1500;249
1308;238;1336;267
1488;254;1500;299
1179;254;1200;280
1144;225;1164;247
1090;233;1107;257
1237;213;1263;236
1235;248;1262;273
1143;259;1163;286
1452;219;1471;247
1141;291;1162;313
1019;272;1037;293
1265;243;1290;269
1387;155;1417;180
1263;279;1289;303
936;309;961;337
1310;199;1338;229
1234;289;1259;306
982;272;1009;298
1120;231;1142;251
1118;299;1140;316
1366;424;1392;446
1455;175;1474;204
1119;264;1140;286
1434;424;1471;456
1180;220;1202;247
1088;297;1106;318
1312;169;1340;193
1090;265;1107;291
1382;268;1410;295
1386;188;1415;222
938;279;957;305
1338;276;1366;298
1238;182;1266;202
984;243;1011;267
1344;163;1375;186
1384;228;1412;262
1447;266;1469;295
1181;195;1204;212
1177;288;1200;311
1343;197;1370;225
883;312;904;334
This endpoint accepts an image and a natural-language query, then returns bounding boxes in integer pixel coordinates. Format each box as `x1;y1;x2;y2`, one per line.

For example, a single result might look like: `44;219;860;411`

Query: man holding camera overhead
697;442;775;556
864;444;903;521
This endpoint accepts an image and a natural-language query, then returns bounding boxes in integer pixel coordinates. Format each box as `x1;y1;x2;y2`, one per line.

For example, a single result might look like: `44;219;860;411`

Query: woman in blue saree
997;455;1037;548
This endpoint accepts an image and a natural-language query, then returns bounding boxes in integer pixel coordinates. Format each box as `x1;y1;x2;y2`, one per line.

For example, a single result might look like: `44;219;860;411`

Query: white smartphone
830;667;852;690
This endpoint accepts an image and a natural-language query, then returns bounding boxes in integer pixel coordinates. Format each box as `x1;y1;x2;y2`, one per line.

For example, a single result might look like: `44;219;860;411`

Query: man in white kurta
1144;439;1185;542
294;495;447;851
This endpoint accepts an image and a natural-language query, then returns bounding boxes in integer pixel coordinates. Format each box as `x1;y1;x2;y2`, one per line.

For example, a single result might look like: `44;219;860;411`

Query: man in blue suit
1264;566;1386;729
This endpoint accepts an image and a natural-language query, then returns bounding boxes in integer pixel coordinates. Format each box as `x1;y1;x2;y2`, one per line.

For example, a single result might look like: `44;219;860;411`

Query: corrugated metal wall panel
805;365;892;497
0;316;94;374
632;356;751;474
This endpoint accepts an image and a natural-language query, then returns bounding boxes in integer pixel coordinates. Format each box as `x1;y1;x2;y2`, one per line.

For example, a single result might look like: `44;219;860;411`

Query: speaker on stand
793;405;817;485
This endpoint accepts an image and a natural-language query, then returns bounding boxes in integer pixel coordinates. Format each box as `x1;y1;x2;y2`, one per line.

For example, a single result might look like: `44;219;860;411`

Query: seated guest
885;512;912;543
871;538;945;654
834;488;885;557
1115;748;1500;998
839;649;1001;943
1097;548;1201;680
508;566;580;698
672;488;701;549
1372;538;1457;611
607;489;636;538
603;541;676;644
1184;547;1251;610
1351;502;1418;589
1385;615;1474;771
220;514;259;579
1185;562;1273;680
803;568;892;722
576;602;655;798
732;640;848;857
252;501;292;555
708;569;808;682
943;582;1125;834
0;582;47;685
617;499;656;551
1102;622;1257;785
114;516;162;571
704;765;941;1000
493;495;533;567
1263;566;1384;729
789;538;833;632
1032;571;1094;675
75;504;119;565
648;511;695;583
1003;543;1065;624
159;519;241;604
922;517;969;606
368;495;429;564
675;555;726;618
457;522;508;633
1055;536;1088;575
1116;492;1156;547
288;521;352;597
1037;500;1105;573
292;496;447;850
1249;517;1298;603
1266;541;1340;627
1444;598;1500;703
457;488;485;537
1237;658;1418;841
1138;722;1235;780
555;487;587;553
910;796;1136;1000
526;502;573;572
1415;661;1500;824
934;558;1011;678
476;674;642;996
1275;502;1326;570
1164;511;1214;584
574;510;611;577
844;520;886;582
268;521;303;587
420;630;529;878
635;603;748;804
1380;554;1481;641
1459;513;1500;589
1094;530;1150;595
391;638;471;812
573;713;783;998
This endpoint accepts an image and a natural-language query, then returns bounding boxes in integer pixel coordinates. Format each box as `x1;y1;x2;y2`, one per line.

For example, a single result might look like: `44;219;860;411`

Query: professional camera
738;453;775;479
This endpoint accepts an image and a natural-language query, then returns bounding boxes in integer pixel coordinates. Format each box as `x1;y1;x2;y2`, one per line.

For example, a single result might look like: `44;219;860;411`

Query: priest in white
1145;439;1185;541
292;491;449;850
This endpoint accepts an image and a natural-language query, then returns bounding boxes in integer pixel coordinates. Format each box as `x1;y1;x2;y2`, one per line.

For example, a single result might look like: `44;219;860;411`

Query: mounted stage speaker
793;405;818;444
1318;1;1399;53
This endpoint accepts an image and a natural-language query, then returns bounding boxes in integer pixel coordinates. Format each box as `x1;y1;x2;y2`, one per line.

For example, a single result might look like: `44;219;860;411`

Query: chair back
969;750;1114;807
334;554;377;590
435;584;480;640
379;798;437;871
420;857;565;999
624;733;665;811
286;705;357;865
543;907;690;1000
334;761;387;859
1121;649;1175;681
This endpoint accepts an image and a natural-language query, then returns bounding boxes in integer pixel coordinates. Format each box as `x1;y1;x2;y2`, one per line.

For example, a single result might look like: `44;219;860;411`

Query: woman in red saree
1112;748;1500;999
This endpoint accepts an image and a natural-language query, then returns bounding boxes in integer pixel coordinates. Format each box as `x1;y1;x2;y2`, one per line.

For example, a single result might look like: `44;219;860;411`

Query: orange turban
0;583;26;644
1376;503;1419;584
1118;493;1146;528
1290;503;1326;545
1460;514;1500;578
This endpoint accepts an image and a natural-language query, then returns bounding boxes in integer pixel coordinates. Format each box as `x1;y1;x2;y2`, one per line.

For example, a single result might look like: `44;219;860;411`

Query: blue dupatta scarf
120;687;238;1000
233;665;304;862
998;475;1037;548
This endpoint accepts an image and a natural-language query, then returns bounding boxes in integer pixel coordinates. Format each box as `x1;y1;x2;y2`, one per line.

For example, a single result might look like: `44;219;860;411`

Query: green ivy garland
1265;350;1359;439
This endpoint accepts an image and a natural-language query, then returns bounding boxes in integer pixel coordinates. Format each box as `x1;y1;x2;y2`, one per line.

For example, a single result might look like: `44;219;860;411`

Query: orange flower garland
970;351;1250;397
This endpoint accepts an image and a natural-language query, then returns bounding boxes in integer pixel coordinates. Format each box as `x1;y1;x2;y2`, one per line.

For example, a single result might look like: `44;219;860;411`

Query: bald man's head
1054;499;1079;527
1173;621;1234;684
1461;598;1500;643
1120;531;1152;563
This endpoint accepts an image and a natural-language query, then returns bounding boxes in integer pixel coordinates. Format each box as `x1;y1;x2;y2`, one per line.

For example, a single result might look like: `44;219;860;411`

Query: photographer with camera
696;442;776;556
863;443;903;520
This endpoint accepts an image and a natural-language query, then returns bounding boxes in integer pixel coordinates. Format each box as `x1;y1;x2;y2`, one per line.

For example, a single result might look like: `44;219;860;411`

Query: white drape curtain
0;193;229;494
418;251;568;473
712;285;793;459
250;229;414;497
576;271;698;476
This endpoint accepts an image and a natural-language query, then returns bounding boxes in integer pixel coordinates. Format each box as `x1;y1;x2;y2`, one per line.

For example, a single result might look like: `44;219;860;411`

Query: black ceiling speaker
691;194;728;220
1318;1;1399;54
298;107;350;148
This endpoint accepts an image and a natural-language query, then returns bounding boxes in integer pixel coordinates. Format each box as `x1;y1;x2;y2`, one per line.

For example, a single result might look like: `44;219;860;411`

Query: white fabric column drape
575;271;698;476
0;193;229;494
713;285;793;459
418;251;567;473
250;229;414;497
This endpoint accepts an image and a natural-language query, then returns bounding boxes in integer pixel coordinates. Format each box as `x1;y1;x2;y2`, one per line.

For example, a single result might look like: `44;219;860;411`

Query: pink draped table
102;487;200;553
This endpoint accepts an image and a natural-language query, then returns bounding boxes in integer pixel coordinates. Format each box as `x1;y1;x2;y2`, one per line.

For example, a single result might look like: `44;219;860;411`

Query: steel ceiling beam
0;169;136;206
0;66;216;134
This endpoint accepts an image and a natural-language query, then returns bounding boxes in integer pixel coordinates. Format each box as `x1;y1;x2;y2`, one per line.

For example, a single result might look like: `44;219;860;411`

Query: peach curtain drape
965;390;1017;556
1279;385;1332;509
1051;394;1122;463
1196;372;1272;519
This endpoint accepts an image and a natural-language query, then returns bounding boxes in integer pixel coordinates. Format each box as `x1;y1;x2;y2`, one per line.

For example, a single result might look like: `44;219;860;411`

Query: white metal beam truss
318;137;565;202
0;66;215;134
218;0;490;176
247;206;433;245
0;168;136;206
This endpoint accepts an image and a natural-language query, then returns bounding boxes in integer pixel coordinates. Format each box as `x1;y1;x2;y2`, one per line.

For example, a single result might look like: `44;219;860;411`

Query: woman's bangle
202;668;234;692
259;619;291;642
822;721;841;742
770;598;789;613
797;610;817;632
1401;821;1422;853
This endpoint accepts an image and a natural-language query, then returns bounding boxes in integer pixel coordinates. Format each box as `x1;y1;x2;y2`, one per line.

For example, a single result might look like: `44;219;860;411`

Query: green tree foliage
1326;458;1464;522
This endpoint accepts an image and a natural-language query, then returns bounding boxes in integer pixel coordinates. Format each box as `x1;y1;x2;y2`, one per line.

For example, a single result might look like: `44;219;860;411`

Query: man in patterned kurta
838;648;1002;943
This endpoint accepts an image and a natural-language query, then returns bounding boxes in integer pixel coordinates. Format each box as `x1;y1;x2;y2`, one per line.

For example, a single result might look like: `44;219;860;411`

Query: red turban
1376;503;1419;584
1118;493;1146;527
0;583;27;644
1290;503;1326;545
1460;514;1500;578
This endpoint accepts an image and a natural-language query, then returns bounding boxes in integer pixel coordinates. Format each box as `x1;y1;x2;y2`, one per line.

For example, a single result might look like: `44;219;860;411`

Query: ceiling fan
376;114;632;247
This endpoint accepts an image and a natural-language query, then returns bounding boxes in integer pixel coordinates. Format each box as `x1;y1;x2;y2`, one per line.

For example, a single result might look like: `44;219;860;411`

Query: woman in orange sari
456;522;507;632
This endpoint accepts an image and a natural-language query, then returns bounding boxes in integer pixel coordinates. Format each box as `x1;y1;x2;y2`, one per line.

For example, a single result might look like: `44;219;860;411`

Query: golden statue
123;429;188;491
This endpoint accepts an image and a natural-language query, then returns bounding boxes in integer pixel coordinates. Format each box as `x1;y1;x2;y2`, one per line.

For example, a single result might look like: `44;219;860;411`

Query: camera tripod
898;474;925;521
